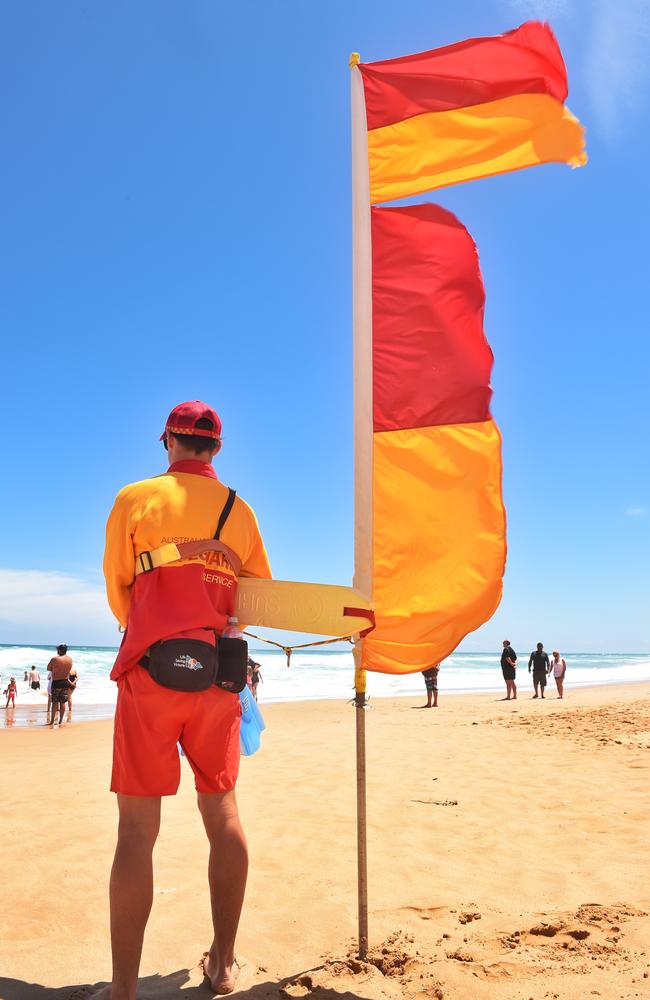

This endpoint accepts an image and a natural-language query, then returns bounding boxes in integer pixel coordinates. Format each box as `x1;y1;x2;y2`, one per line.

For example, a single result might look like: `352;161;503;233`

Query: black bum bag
140;635;248;694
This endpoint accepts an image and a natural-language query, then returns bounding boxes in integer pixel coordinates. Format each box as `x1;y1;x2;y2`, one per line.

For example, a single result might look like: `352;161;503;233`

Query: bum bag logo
173;654;204;671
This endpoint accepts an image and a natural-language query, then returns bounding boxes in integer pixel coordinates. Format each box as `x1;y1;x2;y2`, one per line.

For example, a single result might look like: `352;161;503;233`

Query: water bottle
239;684;266;756
222;615;243;639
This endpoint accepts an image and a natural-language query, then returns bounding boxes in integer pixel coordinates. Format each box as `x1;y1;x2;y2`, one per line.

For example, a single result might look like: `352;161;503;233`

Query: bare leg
111;795;161;999
557;677;564;698
426;689;433;707
198;790;248;995
533;678;539;698
70;797;161;1000
511;680;517;700
433;689;438;707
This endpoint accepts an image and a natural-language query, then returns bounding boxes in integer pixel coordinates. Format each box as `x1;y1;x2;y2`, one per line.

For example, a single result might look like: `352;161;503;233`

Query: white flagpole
350;52;372;960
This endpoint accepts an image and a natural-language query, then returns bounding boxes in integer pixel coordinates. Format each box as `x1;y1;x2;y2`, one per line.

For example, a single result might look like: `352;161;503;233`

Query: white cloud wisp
0;567;115;643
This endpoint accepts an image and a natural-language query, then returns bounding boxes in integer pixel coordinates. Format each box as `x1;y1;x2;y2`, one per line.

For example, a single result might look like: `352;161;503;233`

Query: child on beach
552;651;567;698
4;677;17;708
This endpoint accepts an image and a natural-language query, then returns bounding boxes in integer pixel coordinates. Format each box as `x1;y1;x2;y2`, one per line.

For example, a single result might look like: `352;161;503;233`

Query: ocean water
1;645;649;721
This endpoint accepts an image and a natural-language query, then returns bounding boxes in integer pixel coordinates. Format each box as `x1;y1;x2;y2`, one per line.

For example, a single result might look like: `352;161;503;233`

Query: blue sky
1;0;648;653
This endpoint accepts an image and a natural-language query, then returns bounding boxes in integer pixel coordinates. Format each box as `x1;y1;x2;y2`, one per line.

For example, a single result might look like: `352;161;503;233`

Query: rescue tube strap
136;542;182;575
135;487;238;576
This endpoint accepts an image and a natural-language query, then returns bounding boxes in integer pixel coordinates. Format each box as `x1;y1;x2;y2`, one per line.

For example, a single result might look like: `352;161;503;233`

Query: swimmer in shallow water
4;677;17;708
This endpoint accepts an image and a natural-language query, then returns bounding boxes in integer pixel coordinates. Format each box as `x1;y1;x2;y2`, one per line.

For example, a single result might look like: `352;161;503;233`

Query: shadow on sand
0;966;378;1000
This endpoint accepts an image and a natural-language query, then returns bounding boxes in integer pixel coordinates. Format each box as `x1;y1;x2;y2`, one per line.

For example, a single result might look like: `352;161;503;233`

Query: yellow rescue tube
236;579;374;637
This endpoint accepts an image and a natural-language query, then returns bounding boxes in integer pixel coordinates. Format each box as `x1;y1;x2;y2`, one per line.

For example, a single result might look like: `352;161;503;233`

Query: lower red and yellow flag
363;205;506;674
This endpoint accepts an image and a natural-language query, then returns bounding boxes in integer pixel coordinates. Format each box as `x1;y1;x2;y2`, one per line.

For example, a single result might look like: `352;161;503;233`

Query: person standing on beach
92;400;271;1000
422;664;440;707
67;667;78;719
250;660;262;701
528;642;551;698
551;650;567;698
47;644;74;727
28;666;41;691
46;668;53;719
500;640;518;700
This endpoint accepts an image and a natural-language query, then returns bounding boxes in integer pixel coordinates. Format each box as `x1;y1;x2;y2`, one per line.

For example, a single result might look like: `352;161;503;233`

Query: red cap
161;401;222;441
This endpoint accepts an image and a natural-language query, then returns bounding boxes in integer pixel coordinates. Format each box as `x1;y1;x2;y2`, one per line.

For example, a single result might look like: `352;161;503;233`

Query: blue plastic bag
239;687;266;756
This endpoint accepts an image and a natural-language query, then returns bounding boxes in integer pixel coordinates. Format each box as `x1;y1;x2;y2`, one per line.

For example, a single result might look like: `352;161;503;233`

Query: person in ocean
29;666;41;691
4;677;17;708
551;650;567;698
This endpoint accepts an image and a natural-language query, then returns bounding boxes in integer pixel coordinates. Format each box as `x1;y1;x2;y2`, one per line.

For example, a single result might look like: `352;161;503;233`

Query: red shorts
111;666;241;796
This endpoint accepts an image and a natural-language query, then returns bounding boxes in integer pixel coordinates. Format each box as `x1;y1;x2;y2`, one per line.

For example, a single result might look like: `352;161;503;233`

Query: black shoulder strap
214;487;237;540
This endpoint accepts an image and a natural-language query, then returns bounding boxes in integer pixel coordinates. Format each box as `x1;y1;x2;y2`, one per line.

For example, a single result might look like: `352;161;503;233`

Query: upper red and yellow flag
357;21;587;203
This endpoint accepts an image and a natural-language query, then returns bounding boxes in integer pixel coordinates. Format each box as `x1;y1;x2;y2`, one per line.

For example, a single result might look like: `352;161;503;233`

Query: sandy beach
1;682;649;1000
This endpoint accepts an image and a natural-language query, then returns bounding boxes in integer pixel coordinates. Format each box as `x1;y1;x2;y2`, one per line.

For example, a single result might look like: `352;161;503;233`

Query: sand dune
1;682;649;999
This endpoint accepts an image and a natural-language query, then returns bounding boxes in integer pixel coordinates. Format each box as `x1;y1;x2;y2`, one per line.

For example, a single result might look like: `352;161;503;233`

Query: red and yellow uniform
104;458;271;796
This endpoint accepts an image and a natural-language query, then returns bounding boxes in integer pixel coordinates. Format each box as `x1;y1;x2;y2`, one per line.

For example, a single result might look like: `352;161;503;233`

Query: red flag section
359;21;569;128
372;205;493;433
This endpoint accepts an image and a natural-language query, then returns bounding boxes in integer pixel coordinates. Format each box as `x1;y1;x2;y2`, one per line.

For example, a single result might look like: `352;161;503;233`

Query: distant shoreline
3;677;649;729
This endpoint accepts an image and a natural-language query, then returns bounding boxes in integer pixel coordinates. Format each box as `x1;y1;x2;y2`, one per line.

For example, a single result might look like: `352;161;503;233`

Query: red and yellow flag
358;21;586;203
363;205;505;673
351;22;585;674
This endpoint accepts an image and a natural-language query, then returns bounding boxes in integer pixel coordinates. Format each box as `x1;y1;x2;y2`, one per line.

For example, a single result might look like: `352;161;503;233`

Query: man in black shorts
528;642;551;699
500;640;517;700
47;644;74;727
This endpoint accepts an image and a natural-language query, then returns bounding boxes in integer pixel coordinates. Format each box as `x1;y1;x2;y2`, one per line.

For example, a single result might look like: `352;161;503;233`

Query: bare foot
200;951;240;996
69;985;111;1000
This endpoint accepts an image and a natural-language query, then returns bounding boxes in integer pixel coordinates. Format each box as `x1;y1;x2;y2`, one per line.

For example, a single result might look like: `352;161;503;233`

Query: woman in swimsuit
551;651;566;698
4;677;17;708
251;662;262;702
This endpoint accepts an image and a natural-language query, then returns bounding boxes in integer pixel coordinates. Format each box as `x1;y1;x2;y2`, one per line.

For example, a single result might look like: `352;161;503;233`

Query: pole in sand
354;656;369;959
350;51;372;961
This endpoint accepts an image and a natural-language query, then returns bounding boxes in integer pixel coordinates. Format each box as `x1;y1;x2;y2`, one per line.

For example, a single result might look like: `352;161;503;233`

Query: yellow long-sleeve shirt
104;459;271;680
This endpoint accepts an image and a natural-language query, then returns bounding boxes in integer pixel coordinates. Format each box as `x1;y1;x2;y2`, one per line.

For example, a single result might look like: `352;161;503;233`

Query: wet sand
1;681;649;999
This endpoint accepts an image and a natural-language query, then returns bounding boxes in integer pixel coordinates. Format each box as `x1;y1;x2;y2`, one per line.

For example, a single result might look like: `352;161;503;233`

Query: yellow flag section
366;421;505;673
367;94;585;202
